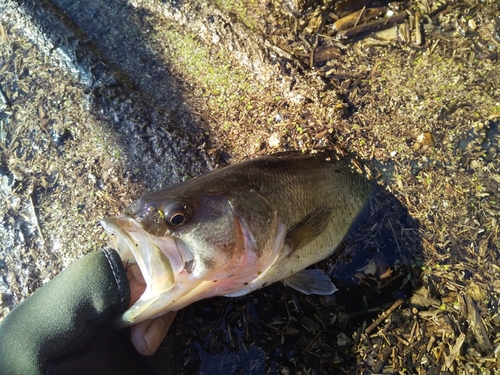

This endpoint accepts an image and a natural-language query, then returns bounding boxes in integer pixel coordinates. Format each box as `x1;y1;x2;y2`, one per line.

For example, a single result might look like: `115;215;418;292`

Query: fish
101;151;374;328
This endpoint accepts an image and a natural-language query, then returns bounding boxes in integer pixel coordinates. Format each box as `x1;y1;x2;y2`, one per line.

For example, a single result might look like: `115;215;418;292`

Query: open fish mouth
100;216;191;328
101;212;287;328
101;214;282;328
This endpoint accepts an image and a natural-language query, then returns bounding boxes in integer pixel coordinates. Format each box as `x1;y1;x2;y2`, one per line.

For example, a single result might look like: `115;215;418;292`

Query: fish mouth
101;216;199;328
101;212;287;328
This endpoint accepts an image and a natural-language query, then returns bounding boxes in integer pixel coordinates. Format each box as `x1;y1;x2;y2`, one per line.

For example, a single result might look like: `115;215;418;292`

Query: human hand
125;264;177;356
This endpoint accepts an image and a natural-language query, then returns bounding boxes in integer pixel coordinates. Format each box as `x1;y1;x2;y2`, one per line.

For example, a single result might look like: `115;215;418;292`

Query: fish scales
210;153;373;287
101;151;374;327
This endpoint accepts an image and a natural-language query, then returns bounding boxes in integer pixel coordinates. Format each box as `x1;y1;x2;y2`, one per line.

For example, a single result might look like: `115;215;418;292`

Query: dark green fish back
224;152;374;237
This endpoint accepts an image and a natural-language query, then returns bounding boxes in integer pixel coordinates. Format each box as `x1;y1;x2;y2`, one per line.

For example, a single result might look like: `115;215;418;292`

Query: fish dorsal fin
283;269;338;295
286;207;332;253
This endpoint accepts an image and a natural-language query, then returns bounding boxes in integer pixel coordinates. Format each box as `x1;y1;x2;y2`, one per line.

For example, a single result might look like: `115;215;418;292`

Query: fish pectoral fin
286;207;332;253
283;269;338;295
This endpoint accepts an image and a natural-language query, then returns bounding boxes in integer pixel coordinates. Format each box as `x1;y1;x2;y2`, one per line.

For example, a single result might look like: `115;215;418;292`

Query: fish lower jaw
114;295;157;329
116;273;266;327
114;280;219;327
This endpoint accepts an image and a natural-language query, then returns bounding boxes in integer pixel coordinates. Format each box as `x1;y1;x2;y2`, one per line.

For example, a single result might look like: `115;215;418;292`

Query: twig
29;194;45;244
354;6;366;28
443;332;466;369
365;299;403;335
388;218;401;252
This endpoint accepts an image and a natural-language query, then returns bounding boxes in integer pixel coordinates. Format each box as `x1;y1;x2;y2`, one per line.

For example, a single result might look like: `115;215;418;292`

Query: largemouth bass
101;152;374;327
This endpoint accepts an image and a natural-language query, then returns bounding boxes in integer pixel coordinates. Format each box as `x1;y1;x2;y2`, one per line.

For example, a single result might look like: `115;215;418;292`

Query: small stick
29;194;45;244
365;299;403;334
354;6;366;28
388;218;401;252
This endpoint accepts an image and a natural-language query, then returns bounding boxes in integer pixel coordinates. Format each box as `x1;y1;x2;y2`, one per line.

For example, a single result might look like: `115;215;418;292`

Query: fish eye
169;212;185;226
164;202;191;227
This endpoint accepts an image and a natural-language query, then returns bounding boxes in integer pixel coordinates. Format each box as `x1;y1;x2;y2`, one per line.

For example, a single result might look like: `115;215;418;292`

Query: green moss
155;28;263;122
215;0;261;31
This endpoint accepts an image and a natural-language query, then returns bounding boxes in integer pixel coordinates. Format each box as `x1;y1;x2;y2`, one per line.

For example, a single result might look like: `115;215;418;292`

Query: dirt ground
0;0;499;374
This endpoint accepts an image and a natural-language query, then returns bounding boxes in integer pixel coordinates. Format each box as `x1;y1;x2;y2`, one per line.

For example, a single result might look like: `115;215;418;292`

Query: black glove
0;248;174;375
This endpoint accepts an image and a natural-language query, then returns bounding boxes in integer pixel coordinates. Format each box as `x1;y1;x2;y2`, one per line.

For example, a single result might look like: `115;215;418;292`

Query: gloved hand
0;248;178;375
